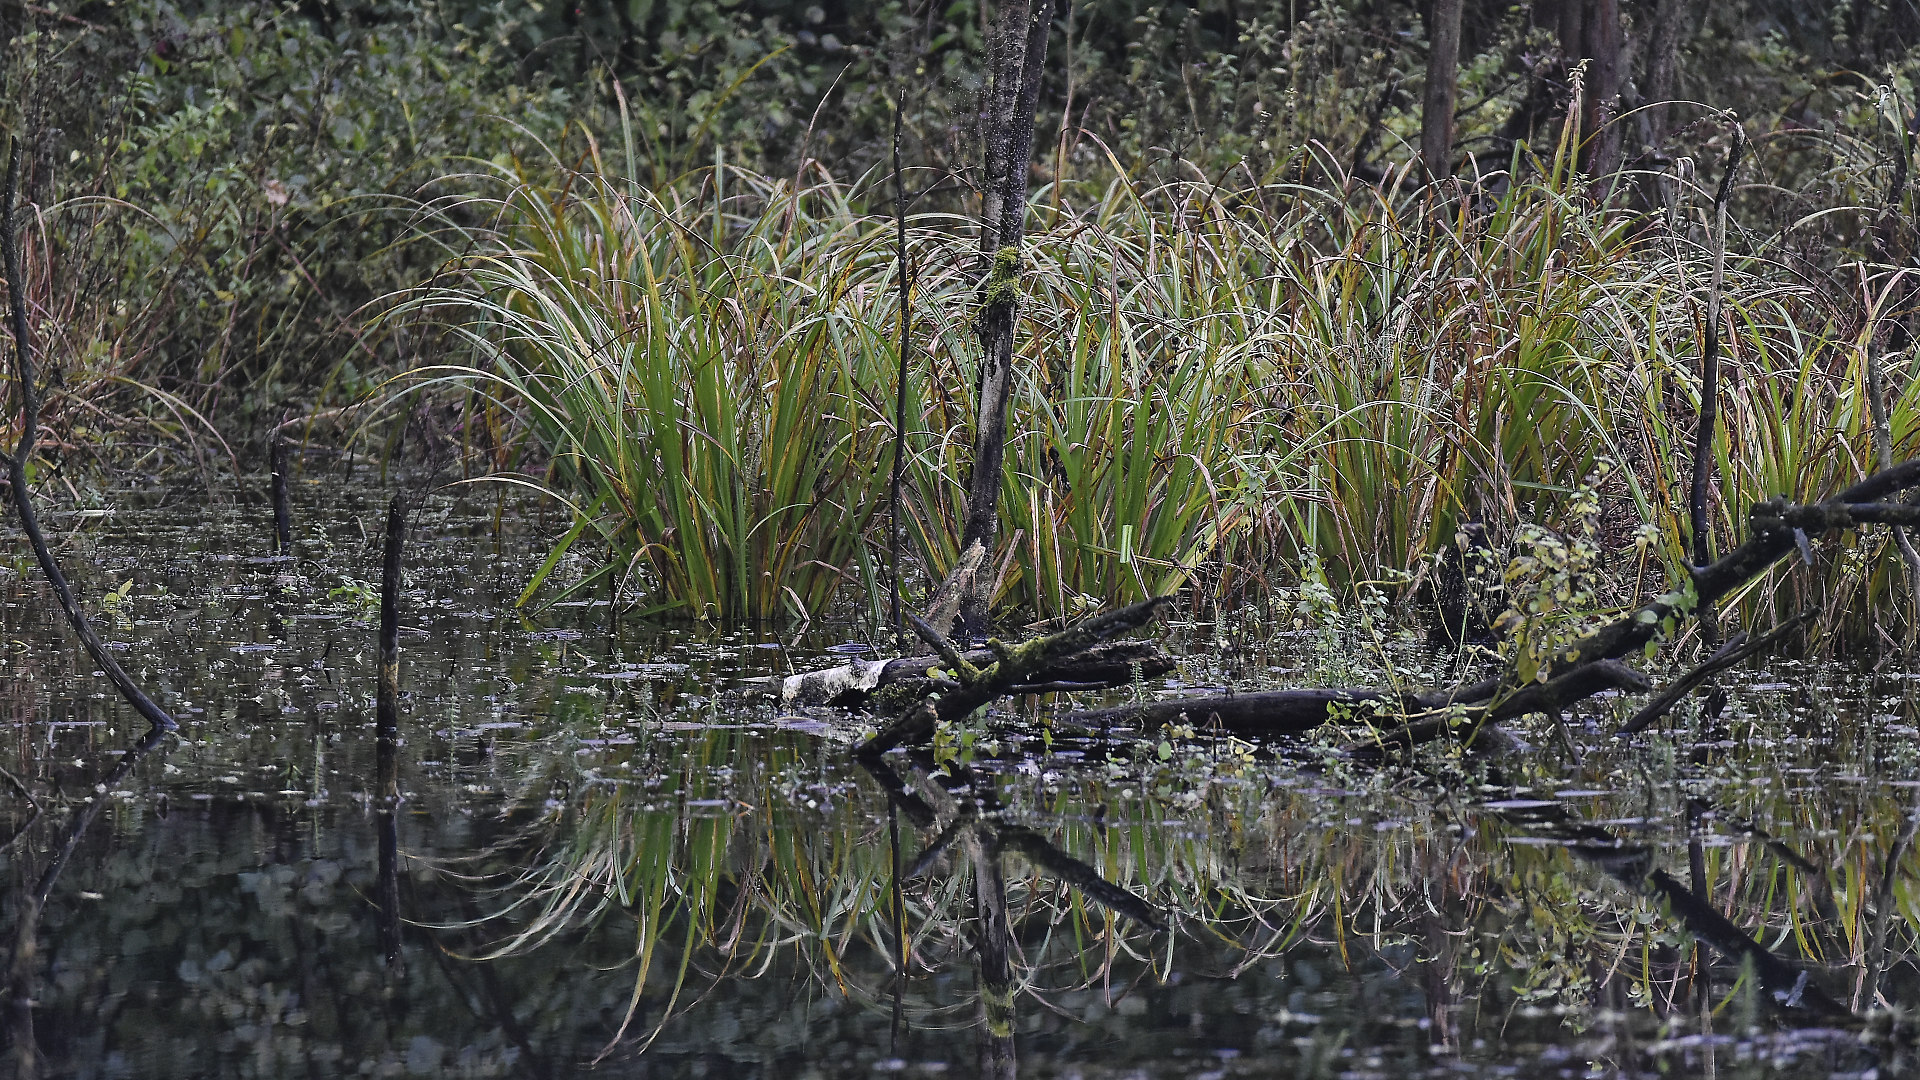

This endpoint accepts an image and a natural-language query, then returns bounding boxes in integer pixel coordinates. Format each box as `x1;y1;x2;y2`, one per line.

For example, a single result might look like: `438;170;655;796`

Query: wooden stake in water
375;494;406;966
377;495;406;750
270;434;293;554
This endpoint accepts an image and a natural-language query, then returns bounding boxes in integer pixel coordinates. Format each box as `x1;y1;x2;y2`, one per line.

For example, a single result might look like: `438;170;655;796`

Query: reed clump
405;124;1918;633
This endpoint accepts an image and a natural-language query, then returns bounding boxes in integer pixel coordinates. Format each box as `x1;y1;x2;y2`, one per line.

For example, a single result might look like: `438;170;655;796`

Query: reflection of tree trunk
4;728;168;1080
1417;884;1465;1052
1686;802;1709;1012
1863;788;1920;1009
966;832;1018;1080
375;495;406;968
1421;0;1463;180
376;737;404;969
889;802;909;1048
1483;796;1851;1020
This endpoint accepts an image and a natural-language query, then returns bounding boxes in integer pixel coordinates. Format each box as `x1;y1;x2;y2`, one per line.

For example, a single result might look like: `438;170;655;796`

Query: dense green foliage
0;0;581;435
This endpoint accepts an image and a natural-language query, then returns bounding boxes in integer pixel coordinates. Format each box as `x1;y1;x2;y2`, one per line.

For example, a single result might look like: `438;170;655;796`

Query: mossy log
784;639;1173;708
853;596;1170;756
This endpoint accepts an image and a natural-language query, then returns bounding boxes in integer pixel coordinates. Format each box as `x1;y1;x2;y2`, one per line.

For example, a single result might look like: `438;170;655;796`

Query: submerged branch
1614;612;1812;737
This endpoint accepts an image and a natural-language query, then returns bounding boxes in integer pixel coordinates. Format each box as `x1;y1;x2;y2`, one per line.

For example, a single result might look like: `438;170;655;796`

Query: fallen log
1065;676;1504;737
783;639;1173;708
1055;478;1920;749
859;754;1164;930
854;596;1170;756
1614;612;1812;737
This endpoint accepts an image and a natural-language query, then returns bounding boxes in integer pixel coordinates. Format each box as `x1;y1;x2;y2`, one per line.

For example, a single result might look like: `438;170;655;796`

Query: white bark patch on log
782;658;898;706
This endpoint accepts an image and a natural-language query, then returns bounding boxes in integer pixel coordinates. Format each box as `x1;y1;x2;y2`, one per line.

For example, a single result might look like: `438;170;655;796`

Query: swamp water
3;479;1920;1078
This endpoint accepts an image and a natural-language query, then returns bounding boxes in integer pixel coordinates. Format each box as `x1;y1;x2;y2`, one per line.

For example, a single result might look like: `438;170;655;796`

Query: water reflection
863;754;1168;1080
6;726;168;1079
461;708;1904;1076
3;485;1920;1076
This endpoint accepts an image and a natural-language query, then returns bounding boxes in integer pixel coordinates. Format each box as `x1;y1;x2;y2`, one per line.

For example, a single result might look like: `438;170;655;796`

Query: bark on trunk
958;0;1056;635
1643;0;1689;146
1581;0;1624;177
1421;0;1464;180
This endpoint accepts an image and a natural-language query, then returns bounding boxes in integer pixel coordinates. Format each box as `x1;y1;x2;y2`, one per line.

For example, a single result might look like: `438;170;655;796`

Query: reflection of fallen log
996;825;1165;930
858;754;1164;932
1487;798;1855;1022
1639;868;1851;1019
7;725;172;1068
784;640;1172;707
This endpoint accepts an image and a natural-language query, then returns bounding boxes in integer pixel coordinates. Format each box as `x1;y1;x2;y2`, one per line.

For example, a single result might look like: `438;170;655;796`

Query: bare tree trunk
958;0;1056;635
1421;0;1463;180
1557;0;1585;70
1643;0;1688;145
1582;0;1624;177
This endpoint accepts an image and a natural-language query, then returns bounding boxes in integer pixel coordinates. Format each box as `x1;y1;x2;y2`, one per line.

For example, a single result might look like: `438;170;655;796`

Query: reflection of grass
442;701;1920;1059
451;725;1344;1053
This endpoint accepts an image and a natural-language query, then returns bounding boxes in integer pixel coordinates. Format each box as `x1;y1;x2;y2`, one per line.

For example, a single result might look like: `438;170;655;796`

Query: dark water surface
4;478;1920;1078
